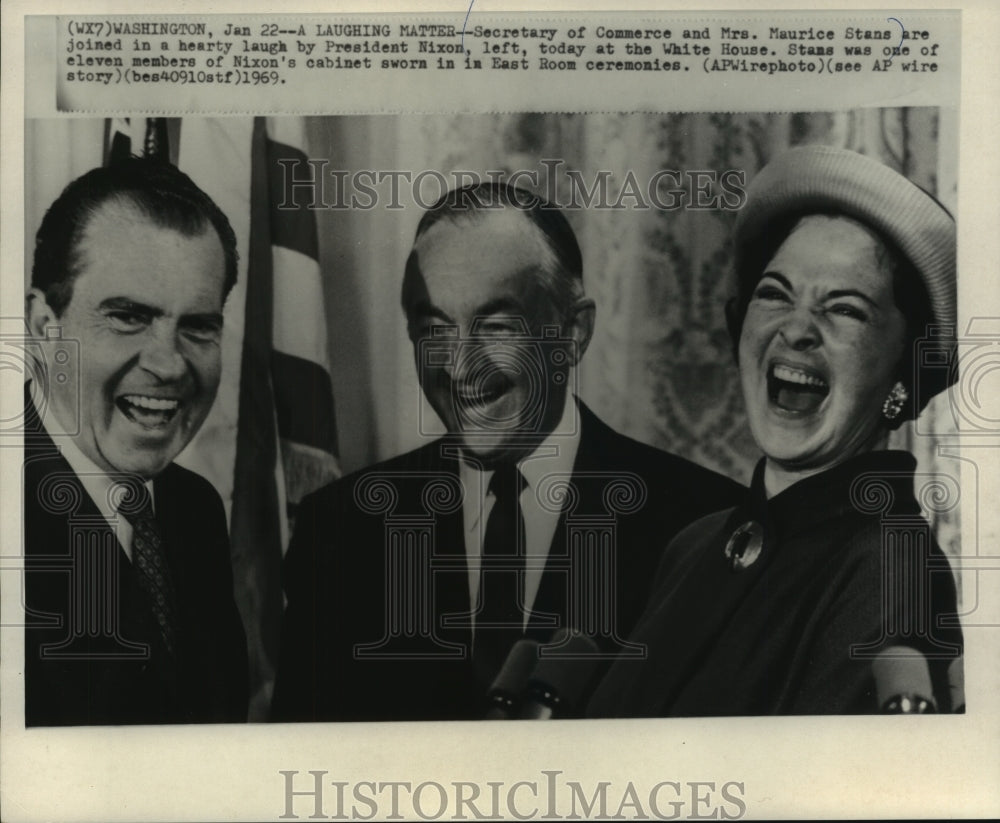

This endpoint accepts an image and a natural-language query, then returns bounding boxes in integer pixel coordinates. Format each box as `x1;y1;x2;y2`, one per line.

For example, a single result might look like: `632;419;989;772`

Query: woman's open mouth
767;363;829;414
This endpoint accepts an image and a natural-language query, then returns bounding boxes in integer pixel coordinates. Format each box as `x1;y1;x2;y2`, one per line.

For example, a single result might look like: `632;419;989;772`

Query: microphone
519;629;601;719
948;655;965;713
484;639;540;719
872;646;937;713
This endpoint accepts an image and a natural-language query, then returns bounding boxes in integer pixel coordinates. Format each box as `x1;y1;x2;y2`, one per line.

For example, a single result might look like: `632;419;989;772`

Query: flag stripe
265;138;320;260
278;440;340;508
106;129;132;165
271;350;337;452
271;246;330;369
165;119;182;166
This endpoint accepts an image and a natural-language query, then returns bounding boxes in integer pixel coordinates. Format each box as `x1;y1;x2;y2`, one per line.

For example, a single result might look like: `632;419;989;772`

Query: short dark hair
727;211;938;425
401;183;584;323
32;157;239;316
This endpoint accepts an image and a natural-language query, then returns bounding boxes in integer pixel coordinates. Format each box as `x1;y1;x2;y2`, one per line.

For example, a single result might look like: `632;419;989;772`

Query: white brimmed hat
734;145;956;333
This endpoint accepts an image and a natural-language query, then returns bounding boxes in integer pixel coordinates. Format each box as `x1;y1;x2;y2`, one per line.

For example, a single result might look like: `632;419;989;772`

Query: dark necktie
473;464;527;683
126;485;179;659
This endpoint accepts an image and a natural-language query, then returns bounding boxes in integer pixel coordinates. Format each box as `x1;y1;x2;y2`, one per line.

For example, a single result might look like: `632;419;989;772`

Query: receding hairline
75;194;226;263
412;204;559;270
69;196;228;295
84;190;219;237
403;205;574;321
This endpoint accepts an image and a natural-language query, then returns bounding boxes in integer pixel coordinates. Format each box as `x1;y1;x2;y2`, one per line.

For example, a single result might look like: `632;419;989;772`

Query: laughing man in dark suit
23;158;248;725
273;183;742;721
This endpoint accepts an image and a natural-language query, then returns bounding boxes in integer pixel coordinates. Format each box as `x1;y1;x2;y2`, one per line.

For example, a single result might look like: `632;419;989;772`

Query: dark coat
586;451;964;716
272;402;744;721
22;395;249;725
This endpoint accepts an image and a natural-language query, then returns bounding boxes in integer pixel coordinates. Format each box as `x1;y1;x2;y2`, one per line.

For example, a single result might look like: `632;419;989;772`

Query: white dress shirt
457;394;581;632
34;397;153;560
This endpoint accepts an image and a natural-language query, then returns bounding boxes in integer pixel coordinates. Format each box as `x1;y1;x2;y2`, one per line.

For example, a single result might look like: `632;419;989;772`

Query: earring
882;381;910;421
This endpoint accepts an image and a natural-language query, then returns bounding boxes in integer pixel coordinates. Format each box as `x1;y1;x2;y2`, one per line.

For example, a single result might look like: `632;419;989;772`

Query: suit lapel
423;442;473;650
528;404;597;639
531;403;639;643
24;425;119;553
23;399;162;658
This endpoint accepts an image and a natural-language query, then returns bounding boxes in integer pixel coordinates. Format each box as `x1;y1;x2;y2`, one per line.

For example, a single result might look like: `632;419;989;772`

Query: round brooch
723;520;764;572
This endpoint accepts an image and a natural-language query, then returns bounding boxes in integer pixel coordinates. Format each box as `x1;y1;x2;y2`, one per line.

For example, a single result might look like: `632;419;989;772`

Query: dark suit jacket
22;394;249;725
272;402;743;721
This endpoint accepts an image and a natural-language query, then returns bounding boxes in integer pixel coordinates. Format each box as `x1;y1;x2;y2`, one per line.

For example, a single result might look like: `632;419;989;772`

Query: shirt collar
33;394;153;519
459;393;582;532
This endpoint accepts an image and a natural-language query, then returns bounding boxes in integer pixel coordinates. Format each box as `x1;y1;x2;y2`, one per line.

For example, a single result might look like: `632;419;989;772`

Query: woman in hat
587;145;963;715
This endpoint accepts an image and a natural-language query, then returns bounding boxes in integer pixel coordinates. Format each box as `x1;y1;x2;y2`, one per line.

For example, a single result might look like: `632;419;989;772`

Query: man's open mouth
767;363;829;414
116;394;181;428
454;380;508;408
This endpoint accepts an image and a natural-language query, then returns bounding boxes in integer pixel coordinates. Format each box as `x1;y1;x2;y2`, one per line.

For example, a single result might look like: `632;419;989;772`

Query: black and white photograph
2;3;998;821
